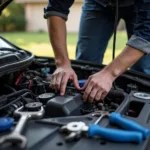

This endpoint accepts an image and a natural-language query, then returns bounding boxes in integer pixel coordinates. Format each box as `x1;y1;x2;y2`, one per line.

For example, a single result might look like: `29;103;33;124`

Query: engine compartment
0;58;126;118
0;57;150;150
0;56;150;119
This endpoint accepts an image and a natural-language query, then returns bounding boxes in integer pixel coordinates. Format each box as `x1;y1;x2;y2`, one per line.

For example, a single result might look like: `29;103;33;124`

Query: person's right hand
50;66;81;95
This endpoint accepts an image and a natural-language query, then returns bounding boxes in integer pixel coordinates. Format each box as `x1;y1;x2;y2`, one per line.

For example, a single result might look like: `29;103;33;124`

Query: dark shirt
44;0;150;54
44;0;134;21
95;0;134;7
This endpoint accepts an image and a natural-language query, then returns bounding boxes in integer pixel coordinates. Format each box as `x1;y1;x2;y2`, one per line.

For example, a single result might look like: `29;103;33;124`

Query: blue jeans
76;0;150;75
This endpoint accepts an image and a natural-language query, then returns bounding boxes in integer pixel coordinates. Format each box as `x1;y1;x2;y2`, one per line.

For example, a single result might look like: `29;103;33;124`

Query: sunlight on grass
16;38;25;44
1;31;127;65
21;43;122;65
22;43;54;57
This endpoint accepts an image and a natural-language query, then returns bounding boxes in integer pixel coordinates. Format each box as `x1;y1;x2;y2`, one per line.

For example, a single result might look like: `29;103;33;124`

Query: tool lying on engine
101;111;150;140
0;117;14;132
36;111;150;143
0;102;45;149
59;111;149;143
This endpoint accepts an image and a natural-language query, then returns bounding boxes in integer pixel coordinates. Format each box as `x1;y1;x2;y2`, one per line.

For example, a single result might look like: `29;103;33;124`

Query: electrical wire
112;0;119;90
112;0;119;60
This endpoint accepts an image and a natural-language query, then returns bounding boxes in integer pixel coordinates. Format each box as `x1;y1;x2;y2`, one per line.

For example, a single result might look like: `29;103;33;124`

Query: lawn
1;31;127;65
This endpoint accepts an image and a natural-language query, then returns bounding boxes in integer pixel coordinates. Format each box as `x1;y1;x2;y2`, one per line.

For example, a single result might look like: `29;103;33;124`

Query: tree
0;0;26;31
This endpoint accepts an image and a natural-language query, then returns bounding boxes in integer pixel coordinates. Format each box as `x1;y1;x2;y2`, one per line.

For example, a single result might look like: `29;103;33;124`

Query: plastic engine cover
45;93;84;117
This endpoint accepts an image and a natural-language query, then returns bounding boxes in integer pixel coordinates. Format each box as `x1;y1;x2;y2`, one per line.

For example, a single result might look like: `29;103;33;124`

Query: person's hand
50;66;81;95
82;70;115;102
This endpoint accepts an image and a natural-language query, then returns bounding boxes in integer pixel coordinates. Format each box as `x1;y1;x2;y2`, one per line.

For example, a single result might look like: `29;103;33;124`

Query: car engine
0;61;125;118
0;57;150;150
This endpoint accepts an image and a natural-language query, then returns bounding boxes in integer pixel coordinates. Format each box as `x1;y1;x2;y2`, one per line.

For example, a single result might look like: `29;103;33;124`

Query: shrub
0;0;26;32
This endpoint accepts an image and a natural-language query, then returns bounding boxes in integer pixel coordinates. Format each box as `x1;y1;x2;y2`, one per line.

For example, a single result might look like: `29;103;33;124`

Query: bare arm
104;45;144;79
47;16;70;67
82;46;144;102
47;16;80;95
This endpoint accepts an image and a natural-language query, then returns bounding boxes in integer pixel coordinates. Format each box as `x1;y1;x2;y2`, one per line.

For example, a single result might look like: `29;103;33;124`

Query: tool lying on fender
0;102;45;149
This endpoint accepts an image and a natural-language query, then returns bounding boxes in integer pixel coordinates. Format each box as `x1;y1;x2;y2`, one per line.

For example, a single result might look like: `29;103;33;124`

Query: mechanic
76;0;150;73
44;0;150;103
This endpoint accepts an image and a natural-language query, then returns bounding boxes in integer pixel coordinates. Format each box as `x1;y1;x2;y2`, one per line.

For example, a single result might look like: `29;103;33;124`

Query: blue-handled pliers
60;112;150;143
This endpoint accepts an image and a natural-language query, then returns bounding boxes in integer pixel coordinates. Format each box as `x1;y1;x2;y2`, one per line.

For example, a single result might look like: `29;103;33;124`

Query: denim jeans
76;0;150;75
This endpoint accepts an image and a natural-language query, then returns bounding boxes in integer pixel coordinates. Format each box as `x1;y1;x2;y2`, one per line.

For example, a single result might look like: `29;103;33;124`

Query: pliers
59;111;150;143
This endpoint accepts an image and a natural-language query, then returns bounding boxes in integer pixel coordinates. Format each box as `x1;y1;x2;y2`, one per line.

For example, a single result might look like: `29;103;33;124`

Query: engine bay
0;59;126;118
0;56;150;150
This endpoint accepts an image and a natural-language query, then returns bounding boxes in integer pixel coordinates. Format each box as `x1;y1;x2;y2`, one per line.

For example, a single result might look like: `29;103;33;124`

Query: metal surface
38;93;55;100
133;92;150;100
36;119;66;126
91;111;109;124
0;105;44;149
25;102;43;111
66;122;86;132
60;111;110;141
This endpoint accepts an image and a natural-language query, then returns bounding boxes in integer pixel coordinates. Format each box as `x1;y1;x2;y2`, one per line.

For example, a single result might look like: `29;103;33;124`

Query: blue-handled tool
92;111;150;140
59;111;147;143
0;117;14;132
88;124;143;143
109;112;150;140
59;120;143;143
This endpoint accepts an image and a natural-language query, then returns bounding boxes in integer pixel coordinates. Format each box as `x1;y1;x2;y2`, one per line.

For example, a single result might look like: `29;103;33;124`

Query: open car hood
0;0;13;15
0;36;34;77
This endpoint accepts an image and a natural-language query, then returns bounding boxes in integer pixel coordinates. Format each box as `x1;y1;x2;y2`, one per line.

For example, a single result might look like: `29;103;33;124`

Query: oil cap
25;102;43;111
38;93;55;104
0;117;14;132
133;92;150;100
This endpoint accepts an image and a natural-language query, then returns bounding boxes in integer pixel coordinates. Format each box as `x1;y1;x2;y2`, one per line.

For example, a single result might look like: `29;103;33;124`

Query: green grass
1;31;127;64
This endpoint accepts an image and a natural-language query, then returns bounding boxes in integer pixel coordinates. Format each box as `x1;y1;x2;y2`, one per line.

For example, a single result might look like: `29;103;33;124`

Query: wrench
91;111;108;124
0;105;45;149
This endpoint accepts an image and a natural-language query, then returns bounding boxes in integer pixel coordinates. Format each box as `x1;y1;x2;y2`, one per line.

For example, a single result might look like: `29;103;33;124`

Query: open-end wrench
0;105;45;149
91;111;107;124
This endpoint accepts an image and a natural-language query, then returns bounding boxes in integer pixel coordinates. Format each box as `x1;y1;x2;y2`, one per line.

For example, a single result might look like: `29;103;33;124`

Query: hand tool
36;119;66;126
59;111;149;143
0;117;14;132
93;111;150;140
0;104;45;149
35;111;149;143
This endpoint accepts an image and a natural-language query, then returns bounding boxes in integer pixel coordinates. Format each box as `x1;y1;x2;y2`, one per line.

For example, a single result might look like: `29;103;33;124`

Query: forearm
47;16;70;67
103;46;145;80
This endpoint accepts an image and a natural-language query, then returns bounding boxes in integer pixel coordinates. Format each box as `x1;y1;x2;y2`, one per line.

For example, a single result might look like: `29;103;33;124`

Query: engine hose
0;92;36;111
112;0;118;60
4;84;16;92
7;89;35;98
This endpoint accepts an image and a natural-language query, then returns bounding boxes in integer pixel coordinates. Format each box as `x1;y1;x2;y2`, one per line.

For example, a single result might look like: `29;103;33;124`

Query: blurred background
0;0;128;65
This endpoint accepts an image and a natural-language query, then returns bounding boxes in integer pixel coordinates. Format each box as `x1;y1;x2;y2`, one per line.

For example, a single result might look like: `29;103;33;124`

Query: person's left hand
81;70;115;103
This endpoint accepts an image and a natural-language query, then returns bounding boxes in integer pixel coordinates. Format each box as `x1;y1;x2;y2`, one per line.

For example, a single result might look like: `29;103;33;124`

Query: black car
0;1;150;150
